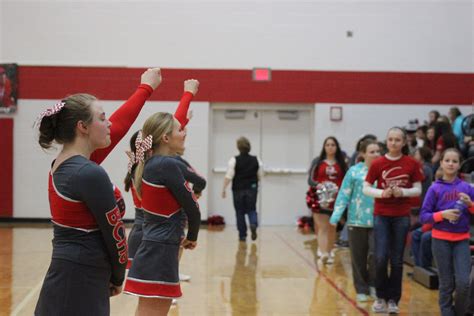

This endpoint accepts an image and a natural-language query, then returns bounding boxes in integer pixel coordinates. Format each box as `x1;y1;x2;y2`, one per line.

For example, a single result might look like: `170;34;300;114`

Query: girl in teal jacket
330;140;380;302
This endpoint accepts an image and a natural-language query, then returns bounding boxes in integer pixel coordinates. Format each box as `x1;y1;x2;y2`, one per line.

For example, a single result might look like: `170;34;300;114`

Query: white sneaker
369;287;377;299
317;253;329;265
387;300;400;314
317;249;323;257
326;255;334;264
372;299;387;313
179;273;191;282
356;293;369;302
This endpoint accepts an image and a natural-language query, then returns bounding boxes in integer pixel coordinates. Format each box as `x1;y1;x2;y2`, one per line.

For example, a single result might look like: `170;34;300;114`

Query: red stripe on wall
18;66;472;104
0;119;13;217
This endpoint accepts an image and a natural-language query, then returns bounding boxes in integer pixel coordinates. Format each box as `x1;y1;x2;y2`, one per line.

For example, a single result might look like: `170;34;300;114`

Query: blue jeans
374;215;410;303
432;238;471;316
340;224;349;242
411;228;433;268
232;189;258;240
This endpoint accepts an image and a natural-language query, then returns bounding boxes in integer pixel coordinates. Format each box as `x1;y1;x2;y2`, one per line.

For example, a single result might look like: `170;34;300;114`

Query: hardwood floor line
10;281;42;316
274;232;369;316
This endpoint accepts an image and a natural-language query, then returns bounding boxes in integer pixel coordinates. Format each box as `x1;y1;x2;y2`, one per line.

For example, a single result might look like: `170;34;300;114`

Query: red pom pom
207;215;225;226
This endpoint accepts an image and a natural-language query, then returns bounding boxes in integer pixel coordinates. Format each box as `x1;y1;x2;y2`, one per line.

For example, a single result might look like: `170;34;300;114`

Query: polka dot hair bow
135;131;153;164
35;101;65;126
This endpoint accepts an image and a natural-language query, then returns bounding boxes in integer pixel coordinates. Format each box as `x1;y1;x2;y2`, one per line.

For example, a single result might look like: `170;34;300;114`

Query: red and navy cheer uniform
35;156;127;315
306;159;345;214
175;156;207;196
126;180;144;269
35;84;155;316
124;156;201;299
126;156;206;269
126;91;196;269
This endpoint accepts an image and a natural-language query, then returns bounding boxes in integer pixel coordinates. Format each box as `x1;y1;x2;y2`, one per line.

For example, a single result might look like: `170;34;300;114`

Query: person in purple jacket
420;148;474;316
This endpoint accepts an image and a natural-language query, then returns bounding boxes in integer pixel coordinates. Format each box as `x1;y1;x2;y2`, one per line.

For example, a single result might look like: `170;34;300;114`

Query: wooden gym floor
0;225;439;316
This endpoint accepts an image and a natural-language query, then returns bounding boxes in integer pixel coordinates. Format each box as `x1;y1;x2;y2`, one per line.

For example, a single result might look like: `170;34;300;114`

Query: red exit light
252;68;271;81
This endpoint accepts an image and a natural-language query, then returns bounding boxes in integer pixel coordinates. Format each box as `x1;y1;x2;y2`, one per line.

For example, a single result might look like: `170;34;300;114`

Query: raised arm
90;68;162;164
174;79;199;129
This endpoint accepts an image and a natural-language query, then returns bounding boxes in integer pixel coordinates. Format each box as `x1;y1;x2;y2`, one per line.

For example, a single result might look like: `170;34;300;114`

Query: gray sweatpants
348;226;375;295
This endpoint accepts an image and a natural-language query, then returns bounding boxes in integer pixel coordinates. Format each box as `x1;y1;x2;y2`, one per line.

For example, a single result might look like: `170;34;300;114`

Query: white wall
313;104;473;156
9;100;474;219
13;99;210;219
1;1;471;72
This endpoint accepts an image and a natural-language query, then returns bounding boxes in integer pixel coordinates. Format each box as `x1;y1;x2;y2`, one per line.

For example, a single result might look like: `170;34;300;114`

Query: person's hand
442;209;461;222
181;239;197;250
109;283;122;297
382;188;393;198
459;193;473;207
141;68;162;90
392;186;403;198
222;190;226;199
184;79;199;95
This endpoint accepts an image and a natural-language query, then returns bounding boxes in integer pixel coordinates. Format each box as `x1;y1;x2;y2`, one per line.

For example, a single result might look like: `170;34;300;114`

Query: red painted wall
19;66;472;104
0;119;13;217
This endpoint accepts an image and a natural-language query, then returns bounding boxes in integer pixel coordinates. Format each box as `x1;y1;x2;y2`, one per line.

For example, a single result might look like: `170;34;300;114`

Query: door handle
212;167;227;173
263;168;307;175
213;167;307;174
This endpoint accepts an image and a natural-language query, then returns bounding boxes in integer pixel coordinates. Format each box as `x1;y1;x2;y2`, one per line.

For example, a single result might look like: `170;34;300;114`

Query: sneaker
326;255;334;265
387;300;400;314
317;249;323;258
179;273;191;282
369;287;377;299
356;294;369;302
372;299;387;313
335;240;349;248
318;254;329;265
250;225;257;241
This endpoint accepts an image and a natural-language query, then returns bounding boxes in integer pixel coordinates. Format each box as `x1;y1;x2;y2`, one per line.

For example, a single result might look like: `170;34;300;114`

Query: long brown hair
134;112;177;196
315;136;348;174
124;130;140;192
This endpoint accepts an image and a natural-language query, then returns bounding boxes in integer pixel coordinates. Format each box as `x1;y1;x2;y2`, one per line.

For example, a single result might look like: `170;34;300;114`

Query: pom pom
207;215;225;226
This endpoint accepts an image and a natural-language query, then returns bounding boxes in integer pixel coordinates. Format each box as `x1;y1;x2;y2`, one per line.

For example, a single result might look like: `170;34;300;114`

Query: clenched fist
184;79;199;95
141;68;162;90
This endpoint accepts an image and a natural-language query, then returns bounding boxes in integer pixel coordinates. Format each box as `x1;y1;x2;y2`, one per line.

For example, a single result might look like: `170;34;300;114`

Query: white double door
208;105;313;225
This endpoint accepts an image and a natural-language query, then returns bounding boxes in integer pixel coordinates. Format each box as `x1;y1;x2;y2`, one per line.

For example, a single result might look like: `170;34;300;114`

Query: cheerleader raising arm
90;68;162;164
